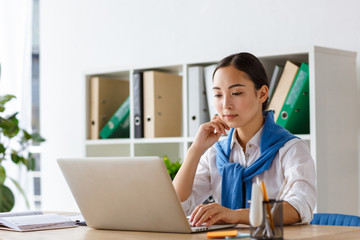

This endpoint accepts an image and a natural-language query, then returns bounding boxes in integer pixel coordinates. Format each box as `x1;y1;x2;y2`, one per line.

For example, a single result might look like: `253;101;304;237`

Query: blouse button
245;153;250;158
249;144;252;148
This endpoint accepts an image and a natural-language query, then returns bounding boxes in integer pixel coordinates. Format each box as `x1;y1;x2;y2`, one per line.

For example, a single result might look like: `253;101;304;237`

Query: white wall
40;0;360;212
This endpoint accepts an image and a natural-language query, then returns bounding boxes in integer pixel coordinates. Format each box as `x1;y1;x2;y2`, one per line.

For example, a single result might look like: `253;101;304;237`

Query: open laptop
57;156;236;233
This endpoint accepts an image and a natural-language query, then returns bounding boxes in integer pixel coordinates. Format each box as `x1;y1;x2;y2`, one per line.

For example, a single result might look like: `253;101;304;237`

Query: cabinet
84;46;358;215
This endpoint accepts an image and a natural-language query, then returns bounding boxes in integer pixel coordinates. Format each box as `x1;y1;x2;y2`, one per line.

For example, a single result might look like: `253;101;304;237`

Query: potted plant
163;156;182;180
0;95;45;212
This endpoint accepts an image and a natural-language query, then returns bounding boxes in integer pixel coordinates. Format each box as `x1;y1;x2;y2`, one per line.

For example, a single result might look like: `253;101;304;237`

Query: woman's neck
236;111;265;151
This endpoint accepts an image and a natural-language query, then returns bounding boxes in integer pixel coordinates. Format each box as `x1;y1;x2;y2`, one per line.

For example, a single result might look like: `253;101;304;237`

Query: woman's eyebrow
213;83;245;90
228;84;245;89
212;84;245;90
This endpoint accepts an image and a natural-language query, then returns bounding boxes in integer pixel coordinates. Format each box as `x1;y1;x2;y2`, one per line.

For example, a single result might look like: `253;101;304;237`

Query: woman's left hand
190;202;240;227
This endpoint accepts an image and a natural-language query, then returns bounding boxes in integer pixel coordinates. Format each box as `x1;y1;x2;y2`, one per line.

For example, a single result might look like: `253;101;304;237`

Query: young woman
173;52;316;227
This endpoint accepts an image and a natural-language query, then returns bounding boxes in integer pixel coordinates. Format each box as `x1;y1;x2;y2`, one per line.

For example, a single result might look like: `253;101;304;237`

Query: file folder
269;61;299;122
188;66;209;137
143;71;182;138
268;65;284;101
276;63;309;134
133;72;144;138
100;97;130;139
89;77;129;139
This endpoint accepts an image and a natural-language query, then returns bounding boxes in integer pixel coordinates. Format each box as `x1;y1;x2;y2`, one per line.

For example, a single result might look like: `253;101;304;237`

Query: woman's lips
223;114;238;120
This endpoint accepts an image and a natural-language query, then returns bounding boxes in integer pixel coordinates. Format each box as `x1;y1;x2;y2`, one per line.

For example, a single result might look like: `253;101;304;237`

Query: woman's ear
258;85;268;103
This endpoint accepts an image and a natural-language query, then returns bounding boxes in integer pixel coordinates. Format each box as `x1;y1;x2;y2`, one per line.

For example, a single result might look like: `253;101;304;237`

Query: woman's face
212;65;267;129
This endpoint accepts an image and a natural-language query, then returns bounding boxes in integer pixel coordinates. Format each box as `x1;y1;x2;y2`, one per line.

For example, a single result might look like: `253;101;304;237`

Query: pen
260;180;275;234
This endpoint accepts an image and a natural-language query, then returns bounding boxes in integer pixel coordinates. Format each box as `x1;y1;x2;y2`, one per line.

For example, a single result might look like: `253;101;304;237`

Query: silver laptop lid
57;156;192;233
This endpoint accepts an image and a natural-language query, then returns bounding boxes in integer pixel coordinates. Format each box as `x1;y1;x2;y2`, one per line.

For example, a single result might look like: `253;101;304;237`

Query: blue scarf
216;110;296;209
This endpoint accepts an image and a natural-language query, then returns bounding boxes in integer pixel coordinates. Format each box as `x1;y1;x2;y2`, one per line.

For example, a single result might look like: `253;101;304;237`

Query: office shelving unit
84;46;358;215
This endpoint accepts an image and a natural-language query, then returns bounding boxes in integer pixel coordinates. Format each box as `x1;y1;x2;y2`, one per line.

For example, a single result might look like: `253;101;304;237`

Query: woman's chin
224;122;239;129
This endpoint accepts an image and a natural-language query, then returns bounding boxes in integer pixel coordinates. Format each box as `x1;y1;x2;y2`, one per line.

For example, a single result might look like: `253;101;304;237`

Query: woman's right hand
191;115;230;152
173;115;230;201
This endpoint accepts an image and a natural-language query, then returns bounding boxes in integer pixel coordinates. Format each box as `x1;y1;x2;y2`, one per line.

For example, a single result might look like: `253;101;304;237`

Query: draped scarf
216;110;296;209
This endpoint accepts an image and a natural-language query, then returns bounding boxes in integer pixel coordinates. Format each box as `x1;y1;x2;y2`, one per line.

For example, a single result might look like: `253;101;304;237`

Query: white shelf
133;137;186;144
85;139;132;145
295;134;311;141
86;137;187;145
84;46;358;215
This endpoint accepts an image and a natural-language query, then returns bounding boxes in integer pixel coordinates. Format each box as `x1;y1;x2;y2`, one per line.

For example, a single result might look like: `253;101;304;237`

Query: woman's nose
223;95;233;109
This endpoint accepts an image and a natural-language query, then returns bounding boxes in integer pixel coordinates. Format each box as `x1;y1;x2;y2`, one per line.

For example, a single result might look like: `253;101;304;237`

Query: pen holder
250;200;283;240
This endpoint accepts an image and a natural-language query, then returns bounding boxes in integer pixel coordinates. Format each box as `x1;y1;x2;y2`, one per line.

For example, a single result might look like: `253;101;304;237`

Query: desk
0;224;360;240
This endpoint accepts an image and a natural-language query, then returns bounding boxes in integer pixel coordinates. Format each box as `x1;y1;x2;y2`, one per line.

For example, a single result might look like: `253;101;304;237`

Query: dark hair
213;52;269;111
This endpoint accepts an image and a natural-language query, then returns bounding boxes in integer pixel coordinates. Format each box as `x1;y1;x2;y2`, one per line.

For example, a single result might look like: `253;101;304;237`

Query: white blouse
180;126;317;224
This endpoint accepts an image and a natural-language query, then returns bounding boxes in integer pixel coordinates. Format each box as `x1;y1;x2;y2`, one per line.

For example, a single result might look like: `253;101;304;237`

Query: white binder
187;66;209;137
204;64;217;119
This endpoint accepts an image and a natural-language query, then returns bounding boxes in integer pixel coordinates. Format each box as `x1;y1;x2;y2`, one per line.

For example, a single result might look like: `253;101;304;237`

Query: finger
211;118;229;134
212;115;230;130
192;204;212;226
193;203;220;226
204;212;222;227
211;114;219;121
208;121;226;136
213;122;226;135
196;208;218;227
209;115;226;126
190;205;201;223
216;119;230;131
192;206;206;226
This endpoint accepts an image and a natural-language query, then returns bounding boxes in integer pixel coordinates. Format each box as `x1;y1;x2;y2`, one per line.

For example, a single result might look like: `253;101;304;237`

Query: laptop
57;156;236;233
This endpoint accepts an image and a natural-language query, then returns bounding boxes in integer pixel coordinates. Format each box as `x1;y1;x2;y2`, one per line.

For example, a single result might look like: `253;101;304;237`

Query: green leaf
0;165;5;184
9;177;30;209
0;95;16;105
0;143;5;154
6;112;19;120
0;184;15;212
11;153;21;164
0;95;16;113
23;130;32;141
0;116;12;128
0;114;20;138
31;132;46;143
19;156;27;166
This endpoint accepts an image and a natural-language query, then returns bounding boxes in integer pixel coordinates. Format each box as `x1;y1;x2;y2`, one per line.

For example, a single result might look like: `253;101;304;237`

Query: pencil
260;180;275;234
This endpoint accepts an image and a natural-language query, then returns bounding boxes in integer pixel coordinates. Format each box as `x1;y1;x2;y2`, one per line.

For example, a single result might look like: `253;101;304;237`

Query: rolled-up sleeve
180;148;214;216
281;140;317;224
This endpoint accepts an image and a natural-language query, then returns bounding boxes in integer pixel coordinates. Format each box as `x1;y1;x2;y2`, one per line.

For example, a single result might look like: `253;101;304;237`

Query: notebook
57;156;236;233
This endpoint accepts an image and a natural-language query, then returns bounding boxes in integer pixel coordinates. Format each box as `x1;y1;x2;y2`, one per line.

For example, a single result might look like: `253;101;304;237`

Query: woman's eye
232;92;243;96
214;94;222;98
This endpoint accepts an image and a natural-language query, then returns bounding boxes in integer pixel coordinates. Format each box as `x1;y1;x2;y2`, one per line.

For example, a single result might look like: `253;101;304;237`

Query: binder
204;64;217;119
99;97;130;139
268;65;284;101
188;66;210;137
143;71;182;138
276;63;309;134
89;77;129;139
133;72;144;138
268;61;299;122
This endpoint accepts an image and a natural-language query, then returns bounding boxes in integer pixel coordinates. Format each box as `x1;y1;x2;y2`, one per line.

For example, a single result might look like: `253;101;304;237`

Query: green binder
276;63;309;134
100;96;130;139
